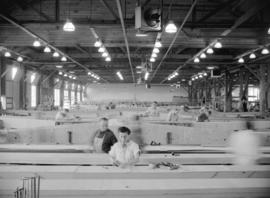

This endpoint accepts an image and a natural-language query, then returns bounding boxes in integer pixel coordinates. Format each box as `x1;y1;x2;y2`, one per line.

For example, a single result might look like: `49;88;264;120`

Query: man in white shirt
109;126;140;168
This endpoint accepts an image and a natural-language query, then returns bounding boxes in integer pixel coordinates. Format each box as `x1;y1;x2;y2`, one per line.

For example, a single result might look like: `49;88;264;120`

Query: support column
224;71;232;112
259;65;267;115
0;56;6;97
19;64;26;109
60;80;64;108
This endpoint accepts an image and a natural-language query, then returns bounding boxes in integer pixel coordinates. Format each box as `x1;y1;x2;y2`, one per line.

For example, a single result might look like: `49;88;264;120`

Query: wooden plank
0;165;270;179
0;178;270;198
1;152;270;165
1;144;270;154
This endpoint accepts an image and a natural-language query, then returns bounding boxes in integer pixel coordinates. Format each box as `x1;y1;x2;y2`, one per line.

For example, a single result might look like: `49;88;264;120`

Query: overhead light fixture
144;72;149;80
194;57;200;63
105;57;111;62
150;57;155;62
151;53;157;58
69;75;72;79
214;41;222;48
4;51;11;57
11;67;18;80
33;40;41;47
153;48;160;53
61;56;67;61
56;65;63;68
165;20;177;33
98;46;105;53
102;52;108;57
94;40;102;47
53;51;60;57
88;72;92;75
17;56;23;62
238;57;244;63
136;71;142;74
207;66;215;70
203;72;207;76
191;77;195;81
195;76;198;79
44;46;51;53
249;53;256;59
73;76;77;80
200;53;206;59
155;40;162;48
59;71;63;75
261;48;269;55
199;74;203;78
116;71;124;80
31;73;36;83
268;27;270;34
64;73;68;77
135;30;148;37
206;48;214;54
63;19;75;32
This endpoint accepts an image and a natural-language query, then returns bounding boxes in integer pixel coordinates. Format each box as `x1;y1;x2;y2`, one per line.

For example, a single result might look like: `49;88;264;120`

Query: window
63;90;70;109
54;89;60;106
71;91;75;105
31;85;37;107
248;86;259;102
76;91;80;103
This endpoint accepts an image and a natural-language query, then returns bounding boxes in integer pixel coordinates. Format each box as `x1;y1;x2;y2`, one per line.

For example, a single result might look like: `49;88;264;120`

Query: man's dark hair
99;117;108;121
118;126;131;135
64;109;69;113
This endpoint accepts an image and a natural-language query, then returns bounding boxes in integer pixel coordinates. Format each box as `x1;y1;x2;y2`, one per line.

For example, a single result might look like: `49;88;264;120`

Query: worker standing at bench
109;126;140;168
91;117;117;153
55;108;75;125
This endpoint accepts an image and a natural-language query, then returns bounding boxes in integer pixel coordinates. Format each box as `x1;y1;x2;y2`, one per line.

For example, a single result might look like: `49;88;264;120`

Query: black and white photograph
0;0;270;197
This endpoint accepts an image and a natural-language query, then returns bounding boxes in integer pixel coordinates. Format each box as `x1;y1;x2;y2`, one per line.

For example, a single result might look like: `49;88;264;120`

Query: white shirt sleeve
132;142;140;157
109;143;116;158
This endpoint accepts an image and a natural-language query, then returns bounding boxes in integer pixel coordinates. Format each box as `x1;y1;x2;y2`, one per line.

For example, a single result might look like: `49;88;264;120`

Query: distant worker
91;117;117;153
228;121;261;166
167;108;180;122
55;108;75;125
241;96;248;112
196;106;210;122
109;126;140;168
145;101;160;117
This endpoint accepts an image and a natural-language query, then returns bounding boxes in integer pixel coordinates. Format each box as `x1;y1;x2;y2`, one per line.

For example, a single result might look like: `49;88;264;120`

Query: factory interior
0;0;270;197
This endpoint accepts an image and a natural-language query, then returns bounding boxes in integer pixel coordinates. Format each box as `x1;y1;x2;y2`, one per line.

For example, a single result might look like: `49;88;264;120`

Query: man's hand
113;160;121;167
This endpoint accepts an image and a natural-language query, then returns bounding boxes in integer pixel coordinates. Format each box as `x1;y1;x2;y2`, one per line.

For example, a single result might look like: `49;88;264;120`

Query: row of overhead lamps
58;71;77;80
116;71;124;81
88;71;100;80
191;71;207;81
237;47;269;63
168;71;178;81
33;39;67;62
94;39;111;62
193;41;222;63
2;48;24;62
150;39;162;63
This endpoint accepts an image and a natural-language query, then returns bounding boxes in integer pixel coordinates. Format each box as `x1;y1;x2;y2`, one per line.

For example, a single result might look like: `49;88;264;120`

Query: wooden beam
116;0;135;83
197;0;235;23
55;0;60;22
242;64;261;80
163;1;270;84
151;0;198;82
99;0;119;20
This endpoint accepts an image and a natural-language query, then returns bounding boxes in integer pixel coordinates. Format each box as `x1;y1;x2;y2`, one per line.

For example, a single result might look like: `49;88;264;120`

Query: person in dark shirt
91;117;117;153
